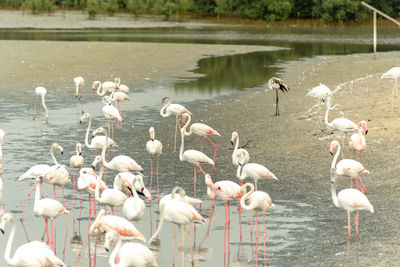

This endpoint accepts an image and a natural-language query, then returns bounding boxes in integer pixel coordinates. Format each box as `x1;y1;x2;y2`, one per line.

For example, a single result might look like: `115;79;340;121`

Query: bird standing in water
268;77;290;116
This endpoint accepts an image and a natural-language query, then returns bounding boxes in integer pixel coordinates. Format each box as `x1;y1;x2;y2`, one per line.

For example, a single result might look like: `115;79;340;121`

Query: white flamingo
113;77;130;93
268;77;289;116
237;156;278;191
180;115;214;197
160;96;191;153
73;76;84;99
146;127;162;198
102;95;122;138
80;112;118;151
113;172;151;199
381;67;400;111
33;86;48;123
349;121;368;162
104;231;157;267
0;213;66;267
182;113;220;172
110;87;129;116
231;131;250;170
122;174;146;222
92;80;116;96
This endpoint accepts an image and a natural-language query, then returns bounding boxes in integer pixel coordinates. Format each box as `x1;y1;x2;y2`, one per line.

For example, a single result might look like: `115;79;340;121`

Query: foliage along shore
0;0;399;25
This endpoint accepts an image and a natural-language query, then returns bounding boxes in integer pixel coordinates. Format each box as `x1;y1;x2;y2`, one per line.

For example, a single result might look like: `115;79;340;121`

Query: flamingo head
204;173;213;187
359;120;368;135
149;127;155;141
76;143;82;156
92;156;102;170
0;213;13;233
329;140;339;155
79;112;90;124
231;131;238;145
161;96;170;106
181;113;190;125
104;231;118;252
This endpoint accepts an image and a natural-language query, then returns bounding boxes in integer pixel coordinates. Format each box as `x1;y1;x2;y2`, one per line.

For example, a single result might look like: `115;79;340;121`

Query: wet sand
1;9;400;266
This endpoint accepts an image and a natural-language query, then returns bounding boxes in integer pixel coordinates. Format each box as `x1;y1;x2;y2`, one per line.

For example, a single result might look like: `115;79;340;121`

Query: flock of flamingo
0;66;398;267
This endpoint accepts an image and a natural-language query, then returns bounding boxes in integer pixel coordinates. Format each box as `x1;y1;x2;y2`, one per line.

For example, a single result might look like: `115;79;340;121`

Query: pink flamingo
110;85;129;116
80;112;118;151
0;213;66;267
240;183;274;266
89;209;146;242
330;170;374;267
330;140;370;192
204;173;242;254
148;186;205;250
146;127;162;199
349;121;368;162
381;67;400;111
122;178;146;222
70;143;84;209
237;159;278;191
94;127;143;173
180;118;214;197
114;78;130;93
231;131;250;179
160;96;191;153
73;76;84;100
113;172;151;199
92;155;129;213
77;167;107;219
33;176;70;250
33;86;48;123
102;96;122;138
92;80;117;96
104;231;157;267
182;113;220;172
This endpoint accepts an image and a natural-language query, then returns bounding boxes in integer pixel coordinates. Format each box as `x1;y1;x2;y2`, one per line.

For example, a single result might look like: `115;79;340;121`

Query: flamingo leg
263;212;267;267
205;136;217;172
21;183;35;220
174;116;178;153
224;201;227;254
356;176;367;193
193;166;197;198
45;219;49;245
156;155;160;200
255;211;259;266
355;211;359;267
200;137;203;152
227;201;231;254
93;195;97;218
51;219;54;251
275;89;280;116
149;155;153;193
72;168;76;216
345;212;351;267
199;200;214;247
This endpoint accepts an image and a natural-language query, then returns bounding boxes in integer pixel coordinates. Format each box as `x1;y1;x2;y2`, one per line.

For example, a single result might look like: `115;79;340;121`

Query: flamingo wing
183;149;213;165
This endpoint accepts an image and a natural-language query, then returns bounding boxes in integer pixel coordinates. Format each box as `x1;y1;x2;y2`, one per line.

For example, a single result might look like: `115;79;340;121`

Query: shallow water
0;25;399;266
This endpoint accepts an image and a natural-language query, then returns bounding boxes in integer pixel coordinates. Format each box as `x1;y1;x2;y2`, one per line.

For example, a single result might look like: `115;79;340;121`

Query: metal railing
361;1;400;59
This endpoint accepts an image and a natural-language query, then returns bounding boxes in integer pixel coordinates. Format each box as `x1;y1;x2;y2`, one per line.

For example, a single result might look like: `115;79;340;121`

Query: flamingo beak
105;247;109;252
0;229;4;234
230;140;234;145
128;187;134;196
92;165;96;170
80;120;83;124
61;151;64;155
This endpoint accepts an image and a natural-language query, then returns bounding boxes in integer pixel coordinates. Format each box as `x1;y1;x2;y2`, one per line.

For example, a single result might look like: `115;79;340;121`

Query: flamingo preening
182;113;220;172
0;213;66;267
231;131;250;172
122;174;146;222
33;86;48;123
104;230;157;267
160;96;191;153
73;76;84;100
330;169;374;267
114;77;130;93
268;77;289;116
349;121;368;162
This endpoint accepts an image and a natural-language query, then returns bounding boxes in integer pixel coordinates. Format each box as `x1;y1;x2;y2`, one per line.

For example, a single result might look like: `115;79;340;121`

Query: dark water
0;25;399;267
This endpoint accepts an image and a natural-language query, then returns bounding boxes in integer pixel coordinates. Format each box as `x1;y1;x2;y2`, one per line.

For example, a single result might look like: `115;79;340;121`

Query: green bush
86;0;102;18
104;0;119;13
21;0;56;14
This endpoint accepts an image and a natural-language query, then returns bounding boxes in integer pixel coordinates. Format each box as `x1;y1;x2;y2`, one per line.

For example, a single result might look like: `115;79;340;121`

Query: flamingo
33;86;48;123
70;143;84;208
122;174;146;221
33;176;70;249
92;155;129;213
330;140;370;193
104;231;157;267
110;87;129;116
44;143;71;206
77;167;107;218
94;127;143;173
148;186;205;250
204;173;242;254
146;127;162;199
324;96;362;154
237;158;278;191
330;170;374;267
0;128;5;176
92;80;116;96
113;172;151;199
160;96;191;153
179;117;214;197
80;112;118;150
0;213;66;267
381;67;400;111
102;95;122;138
73;76;84;99
306;83;332;103
114;77;130;93
268;77;289;116
89;209;146;242
182;113;220;172
231;131;250;185
349;121;368;162
240;183;274;265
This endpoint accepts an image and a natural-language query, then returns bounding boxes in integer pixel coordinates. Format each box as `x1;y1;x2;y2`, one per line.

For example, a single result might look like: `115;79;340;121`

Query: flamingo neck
95;162;104;203
148;215;164;245
96;82;106;96
240;184;254;211
330;177;340;209
101;131;109;168
179;127;185;161
182;115;192;136
41;94;48;122
159;101;171;117
84;116;92;148
234;135;239;151
50;145;58;165
108;235;121;267
331;143;340;170
34;181;41;213
4;216;17;266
